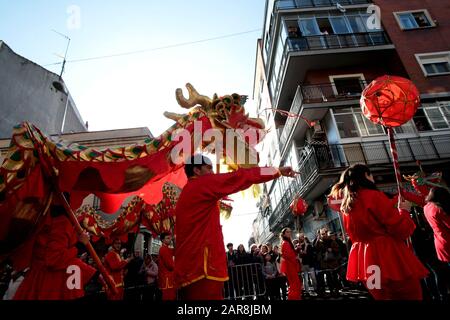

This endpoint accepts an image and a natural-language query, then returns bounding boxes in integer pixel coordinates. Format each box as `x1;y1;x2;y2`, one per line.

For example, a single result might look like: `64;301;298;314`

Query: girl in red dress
279;227;302;300
330;164;428;300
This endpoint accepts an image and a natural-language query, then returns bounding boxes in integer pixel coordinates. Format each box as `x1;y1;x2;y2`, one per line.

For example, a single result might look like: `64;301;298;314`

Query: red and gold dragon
0;83;265;256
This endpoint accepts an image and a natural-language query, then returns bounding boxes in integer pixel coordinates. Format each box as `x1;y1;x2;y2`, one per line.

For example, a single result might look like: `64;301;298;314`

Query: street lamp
52;81;70;136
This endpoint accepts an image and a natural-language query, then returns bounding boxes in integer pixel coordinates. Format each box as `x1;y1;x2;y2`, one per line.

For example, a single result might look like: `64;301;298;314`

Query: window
416;52;450;77
395;10;435;30
334;78;364;96
329;17;351;34
358;113;385;135
413;103;450;131
394;120;417;134
330;74;366;97
317;17;334;35
347;15;367;33
424;62;450;75
264;31;271;57
276;0;296;10
424;105;450;130
333;107;386;138
299;18;321;36
425;108;448;129
334;114;359;138
413;109;433;132
286;20;301;38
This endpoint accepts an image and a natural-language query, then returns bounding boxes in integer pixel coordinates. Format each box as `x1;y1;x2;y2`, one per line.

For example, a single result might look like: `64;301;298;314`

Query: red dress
14;215;96;300
158;244;175;300
174;167;281;291
280;240;302;300
343;189;428;283
424;202;450;262
104;250;128;300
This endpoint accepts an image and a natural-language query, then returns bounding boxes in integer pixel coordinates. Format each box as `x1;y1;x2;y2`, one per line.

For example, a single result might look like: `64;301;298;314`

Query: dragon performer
0;83;266;294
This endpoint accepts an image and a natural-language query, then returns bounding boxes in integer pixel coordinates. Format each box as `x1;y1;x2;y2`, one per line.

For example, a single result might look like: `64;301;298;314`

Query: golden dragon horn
175;83;211;109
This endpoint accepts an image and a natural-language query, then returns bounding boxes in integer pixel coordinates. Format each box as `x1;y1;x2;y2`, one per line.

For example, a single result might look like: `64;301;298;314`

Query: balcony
286;32;390;53
272;31;394;113
279;81;368;154
301;80;367;103
268;135;450;230
276;0;372;10
298;135;450;193
326;135;450;168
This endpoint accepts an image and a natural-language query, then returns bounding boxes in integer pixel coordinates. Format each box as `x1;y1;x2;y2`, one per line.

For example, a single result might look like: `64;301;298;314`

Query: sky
0;0;266;248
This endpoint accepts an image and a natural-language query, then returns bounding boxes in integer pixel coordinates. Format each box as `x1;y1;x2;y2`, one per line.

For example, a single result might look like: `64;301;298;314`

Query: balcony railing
268;134;450;230
286;32;391;52
301;80;369;103
276;0;371;10
319;135;450;169
268;149;319;230
269;178;298;230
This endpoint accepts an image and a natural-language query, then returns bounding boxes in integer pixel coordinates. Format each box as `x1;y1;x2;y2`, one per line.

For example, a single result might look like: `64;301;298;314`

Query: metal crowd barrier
223;263;267;300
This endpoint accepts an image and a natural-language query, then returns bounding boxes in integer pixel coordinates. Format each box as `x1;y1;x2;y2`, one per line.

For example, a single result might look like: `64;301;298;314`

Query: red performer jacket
104;250;128;288
14;215;96;300
343;188;428;282
174;167;281;288
158;244;175;289
280;240;300;275
424;202;450;262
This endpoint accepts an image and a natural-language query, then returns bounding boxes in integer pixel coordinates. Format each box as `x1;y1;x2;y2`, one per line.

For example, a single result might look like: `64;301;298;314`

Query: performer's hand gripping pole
55;191;118;295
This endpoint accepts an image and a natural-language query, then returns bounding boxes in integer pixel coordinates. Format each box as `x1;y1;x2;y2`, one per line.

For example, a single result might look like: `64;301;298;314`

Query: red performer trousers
179;278;224;300
366;277;423;300
286;271;302;300
162;288;176;301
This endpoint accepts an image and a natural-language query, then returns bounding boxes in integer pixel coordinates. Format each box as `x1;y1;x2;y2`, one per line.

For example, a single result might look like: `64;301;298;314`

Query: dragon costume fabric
0;83;266;258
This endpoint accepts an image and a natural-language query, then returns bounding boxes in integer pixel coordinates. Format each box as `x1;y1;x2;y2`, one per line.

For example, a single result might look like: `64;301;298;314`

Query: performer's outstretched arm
200;167;295;200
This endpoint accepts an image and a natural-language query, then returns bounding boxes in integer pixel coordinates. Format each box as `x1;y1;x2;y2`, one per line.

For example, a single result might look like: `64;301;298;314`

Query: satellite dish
336;3;346;13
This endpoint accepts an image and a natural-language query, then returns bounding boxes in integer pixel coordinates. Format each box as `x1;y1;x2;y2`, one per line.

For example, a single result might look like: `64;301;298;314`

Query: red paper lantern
360;75;420;127
290;196;308;216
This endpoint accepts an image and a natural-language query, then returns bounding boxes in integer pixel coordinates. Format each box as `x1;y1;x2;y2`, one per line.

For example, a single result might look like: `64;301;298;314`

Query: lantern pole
386;126;403;201
387;125;414;247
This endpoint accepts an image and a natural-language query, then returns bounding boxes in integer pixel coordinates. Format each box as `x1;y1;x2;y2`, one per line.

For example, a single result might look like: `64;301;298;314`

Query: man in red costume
14;201;97;300
175;154;296;300
104;238;131;300
158;232;176;300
